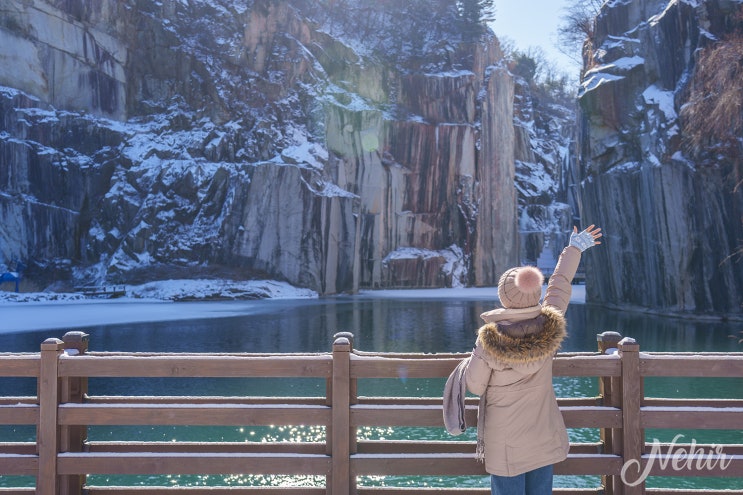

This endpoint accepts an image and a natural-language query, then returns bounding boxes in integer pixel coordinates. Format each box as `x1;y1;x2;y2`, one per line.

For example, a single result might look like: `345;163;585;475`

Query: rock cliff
577;0;743;315
1;0;546;294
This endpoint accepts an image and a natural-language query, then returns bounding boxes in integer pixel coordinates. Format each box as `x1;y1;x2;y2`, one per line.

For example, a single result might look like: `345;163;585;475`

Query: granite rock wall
577;0;743;315
0;0;522;293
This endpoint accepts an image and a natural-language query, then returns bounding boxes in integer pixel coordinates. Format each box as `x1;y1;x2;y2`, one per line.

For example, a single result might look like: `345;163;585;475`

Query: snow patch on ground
0;279;318;304
129;279;318;301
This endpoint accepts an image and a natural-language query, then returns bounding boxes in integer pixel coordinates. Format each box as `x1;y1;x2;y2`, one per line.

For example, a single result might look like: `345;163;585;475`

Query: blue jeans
490;464;554;495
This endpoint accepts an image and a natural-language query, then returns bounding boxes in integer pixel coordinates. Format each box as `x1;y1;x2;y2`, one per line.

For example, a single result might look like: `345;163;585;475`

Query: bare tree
556;0;604;64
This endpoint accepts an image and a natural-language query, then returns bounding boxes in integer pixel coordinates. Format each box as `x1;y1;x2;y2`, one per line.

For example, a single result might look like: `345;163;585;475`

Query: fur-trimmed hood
477;305;566;364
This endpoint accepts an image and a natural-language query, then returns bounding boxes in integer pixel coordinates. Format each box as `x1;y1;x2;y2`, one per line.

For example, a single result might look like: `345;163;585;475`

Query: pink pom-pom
514;266;544;291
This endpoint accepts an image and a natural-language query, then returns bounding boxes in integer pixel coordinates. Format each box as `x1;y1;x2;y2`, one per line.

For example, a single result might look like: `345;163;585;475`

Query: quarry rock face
0;0;525;293
3;0;738;317
578;0;743;315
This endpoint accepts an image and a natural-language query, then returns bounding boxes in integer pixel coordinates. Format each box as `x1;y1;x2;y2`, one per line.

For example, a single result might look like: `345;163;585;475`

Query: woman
465;225;602;495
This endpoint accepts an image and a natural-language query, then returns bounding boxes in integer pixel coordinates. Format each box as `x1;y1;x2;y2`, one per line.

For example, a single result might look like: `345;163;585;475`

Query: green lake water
1;294;741;489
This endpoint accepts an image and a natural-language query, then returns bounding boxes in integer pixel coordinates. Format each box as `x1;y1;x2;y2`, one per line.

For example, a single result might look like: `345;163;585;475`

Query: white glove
569;227;600;252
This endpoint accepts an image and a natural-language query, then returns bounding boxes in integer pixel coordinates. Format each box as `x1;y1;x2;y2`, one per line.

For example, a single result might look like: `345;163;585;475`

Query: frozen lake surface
0;284;584;334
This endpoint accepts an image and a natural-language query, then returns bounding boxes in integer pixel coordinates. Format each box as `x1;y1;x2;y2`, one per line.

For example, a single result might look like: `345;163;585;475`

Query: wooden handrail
0;331;742;495
58;354;333;378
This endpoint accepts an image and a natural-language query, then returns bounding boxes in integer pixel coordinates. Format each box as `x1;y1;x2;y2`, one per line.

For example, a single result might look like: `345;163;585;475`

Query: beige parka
464;246;582;476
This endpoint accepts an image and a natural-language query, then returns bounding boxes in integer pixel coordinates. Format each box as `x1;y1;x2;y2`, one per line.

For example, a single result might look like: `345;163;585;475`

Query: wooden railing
0;330;742;494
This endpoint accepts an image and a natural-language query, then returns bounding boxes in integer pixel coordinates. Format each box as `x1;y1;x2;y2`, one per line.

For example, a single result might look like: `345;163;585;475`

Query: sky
489;0;581;76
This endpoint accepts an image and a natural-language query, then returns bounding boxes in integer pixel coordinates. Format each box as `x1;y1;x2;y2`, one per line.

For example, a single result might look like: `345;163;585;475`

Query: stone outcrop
577;0;743;315
0;0;528;294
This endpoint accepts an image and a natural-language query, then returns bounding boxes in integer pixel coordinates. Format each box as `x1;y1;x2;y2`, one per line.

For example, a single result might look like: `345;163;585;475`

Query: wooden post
60;332;89;495
597;331;622;355
597;331;622;495
334;332;358;454
37;338;64;495
619;337;643;495
330;335;352;495
327;333;356;453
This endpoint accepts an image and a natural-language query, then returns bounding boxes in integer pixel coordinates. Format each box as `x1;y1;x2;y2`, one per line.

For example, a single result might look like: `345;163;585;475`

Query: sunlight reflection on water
2;298;742;489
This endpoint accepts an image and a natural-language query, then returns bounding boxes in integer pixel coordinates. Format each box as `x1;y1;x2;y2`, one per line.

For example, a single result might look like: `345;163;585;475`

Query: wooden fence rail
0;330;742;494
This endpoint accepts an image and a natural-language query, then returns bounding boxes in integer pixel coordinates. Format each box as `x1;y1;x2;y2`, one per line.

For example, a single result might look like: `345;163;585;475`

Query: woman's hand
569;224;602;252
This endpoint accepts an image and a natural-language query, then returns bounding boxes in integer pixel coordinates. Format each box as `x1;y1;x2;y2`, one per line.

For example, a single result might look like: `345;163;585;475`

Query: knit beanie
497;266;544;309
